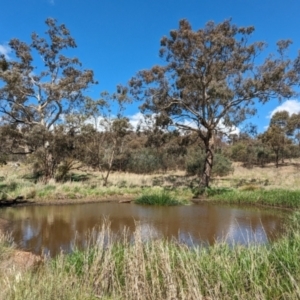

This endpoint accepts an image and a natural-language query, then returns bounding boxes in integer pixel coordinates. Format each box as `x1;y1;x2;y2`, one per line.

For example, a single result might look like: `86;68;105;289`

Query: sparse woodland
1;18;300;190
2;18;300;300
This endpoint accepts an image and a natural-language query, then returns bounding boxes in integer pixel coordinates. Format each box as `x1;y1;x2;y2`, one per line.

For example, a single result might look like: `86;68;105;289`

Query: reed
135;190;186;206
1;214;300;300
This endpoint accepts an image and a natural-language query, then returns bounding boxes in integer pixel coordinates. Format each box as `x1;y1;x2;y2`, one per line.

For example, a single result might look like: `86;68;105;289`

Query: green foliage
0;182;18;200
62;248;96;276
186;151;204;176
256;146;272;167
227;140;271;167
55;162;72;182
208;188;300;208
229;142;249;162
128;148;162;174
135;190;183;206
191;186;232;198
258;110;300;167
37;185;56;198
212;153;234;176
287;211;300;232
186;152;233;177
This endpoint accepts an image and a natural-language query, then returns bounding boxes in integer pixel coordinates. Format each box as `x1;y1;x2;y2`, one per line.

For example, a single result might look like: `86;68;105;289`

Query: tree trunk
43;150;56;182
103;149;115;187
275;150;279;168
199;133;215;188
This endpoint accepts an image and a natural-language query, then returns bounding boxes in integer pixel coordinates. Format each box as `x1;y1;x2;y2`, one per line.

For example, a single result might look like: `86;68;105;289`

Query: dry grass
0;163;191;203
1;160;300;204
213;159;300;190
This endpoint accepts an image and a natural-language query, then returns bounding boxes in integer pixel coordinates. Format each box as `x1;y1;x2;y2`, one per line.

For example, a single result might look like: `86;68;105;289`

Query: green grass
2;213;300;299
135;190;186;206
0;164;299;210
201;187;300;208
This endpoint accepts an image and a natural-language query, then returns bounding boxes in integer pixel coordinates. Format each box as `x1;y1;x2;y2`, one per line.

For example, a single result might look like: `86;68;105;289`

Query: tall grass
135;190;186;206
2;214;300;300
207;188;300;208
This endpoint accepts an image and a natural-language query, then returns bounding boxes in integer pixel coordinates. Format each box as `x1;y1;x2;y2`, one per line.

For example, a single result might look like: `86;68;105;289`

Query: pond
0;202;288;256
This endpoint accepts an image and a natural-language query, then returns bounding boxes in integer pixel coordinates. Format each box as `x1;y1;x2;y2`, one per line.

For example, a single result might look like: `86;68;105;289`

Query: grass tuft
135;190;185;206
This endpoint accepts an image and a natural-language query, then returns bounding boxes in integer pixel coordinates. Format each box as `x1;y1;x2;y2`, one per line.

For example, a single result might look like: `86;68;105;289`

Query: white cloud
181;119;198;129
127;112;145;129
126;113;241;135
127;112;158;131
178;118;240;135
0;44;11;59
269;99;300;118
82;111;241;136
216;119;240;136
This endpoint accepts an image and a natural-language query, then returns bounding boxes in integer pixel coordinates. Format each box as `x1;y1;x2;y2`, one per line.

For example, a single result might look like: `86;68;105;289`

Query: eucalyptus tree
259;127;290;168
0;18;96;180
97;87;133;186
261;111;300;166
130;19;297;188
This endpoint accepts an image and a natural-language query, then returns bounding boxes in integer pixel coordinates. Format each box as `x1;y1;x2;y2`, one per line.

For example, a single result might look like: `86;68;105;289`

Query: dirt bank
0;195;135;207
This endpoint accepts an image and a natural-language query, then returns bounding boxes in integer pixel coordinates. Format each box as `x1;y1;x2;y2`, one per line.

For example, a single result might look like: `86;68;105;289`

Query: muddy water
0;202;288;256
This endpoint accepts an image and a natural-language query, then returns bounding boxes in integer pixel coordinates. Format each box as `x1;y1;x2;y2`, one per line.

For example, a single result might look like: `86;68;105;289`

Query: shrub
135;191;182;206
186;152;233;177
212;153;234;176
127;149;162;174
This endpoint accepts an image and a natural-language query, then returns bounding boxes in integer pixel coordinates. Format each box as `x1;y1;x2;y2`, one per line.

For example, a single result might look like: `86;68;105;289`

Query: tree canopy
129;19;298;188
0;18;96;181
0;18;95;130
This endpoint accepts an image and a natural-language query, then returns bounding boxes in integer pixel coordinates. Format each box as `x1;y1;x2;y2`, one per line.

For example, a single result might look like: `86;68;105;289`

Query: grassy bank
1;214;300;300
203;188;300;209
0;164;193;204
1;161;300;208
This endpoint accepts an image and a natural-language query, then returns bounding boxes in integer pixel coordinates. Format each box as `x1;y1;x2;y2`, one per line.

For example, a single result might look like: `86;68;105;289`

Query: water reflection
0;202;287;256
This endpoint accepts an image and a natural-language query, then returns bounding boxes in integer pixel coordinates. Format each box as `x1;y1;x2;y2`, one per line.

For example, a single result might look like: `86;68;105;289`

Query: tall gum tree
0;18;96;180
0;18;95;129
129;19;298;189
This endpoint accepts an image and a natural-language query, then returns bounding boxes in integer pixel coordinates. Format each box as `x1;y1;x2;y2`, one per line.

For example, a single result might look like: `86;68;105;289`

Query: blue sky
1;0;300;133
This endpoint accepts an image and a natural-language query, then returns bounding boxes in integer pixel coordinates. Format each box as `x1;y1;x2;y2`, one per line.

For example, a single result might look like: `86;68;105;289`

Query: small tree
260;125;286;168
100;88;133;185
287;112;300;146
130;19;297;188
260;110;298;167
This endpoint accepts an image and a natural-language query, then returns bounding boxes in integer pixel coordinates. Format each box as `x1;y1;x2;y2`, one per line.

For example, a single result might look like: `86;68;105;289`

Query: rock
119;199;132;203
1;250;43;273
10;250;43;271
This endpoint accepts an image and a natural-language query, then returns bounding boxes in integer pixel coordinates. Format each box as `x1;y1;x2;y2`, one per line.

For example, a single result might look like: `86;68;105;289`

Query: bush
135;191;183;206
186;152;233;177
212;153;234;176
127;149;163;174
